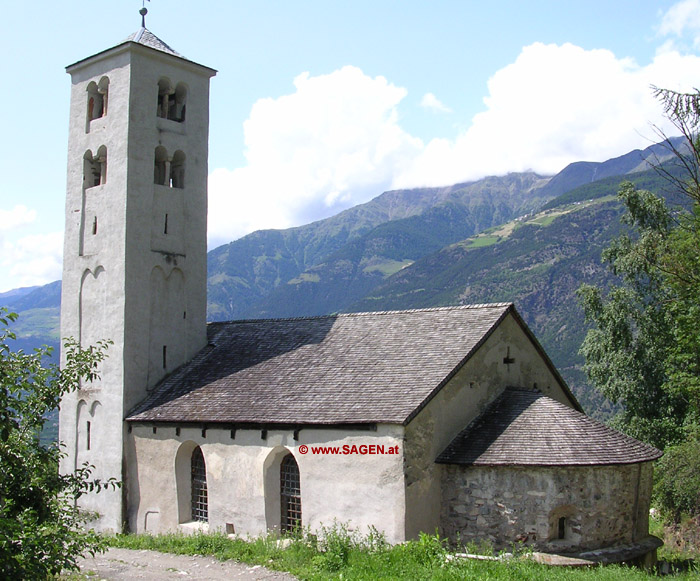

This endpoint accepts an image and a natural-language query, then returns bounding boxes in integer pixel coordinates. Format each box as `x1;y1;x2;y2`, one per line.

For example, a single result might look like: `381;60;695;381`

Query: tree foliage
578;88;700;518
0;308;117;578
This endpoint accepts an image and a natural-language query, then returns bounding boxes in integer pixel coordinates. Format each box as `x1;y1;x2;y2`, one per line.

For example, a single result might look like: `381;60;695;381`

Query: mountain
3;138;686;417
2;281;61;354
206;172;551;320
242;172;552;318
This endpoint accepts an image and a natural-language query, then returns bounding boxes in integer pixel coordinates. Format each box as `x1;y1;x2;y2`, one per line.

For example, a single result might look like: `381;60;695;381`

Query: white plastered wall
127;423;407;542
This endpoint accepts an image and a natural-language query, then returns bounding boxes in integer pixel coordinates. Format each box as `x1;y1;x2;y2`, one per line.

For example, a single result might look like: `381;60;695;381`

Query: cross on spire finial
140;0;150;28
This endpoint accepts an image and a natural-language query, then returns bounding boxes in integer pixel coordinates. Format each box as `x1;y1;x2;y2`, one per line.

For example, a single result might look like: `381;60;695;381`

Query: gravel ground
75;547;298;580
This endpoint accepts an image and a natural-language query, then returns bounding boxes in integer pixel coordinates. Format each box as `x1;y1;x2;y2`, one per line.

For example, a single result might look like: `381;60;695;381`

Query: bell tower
59;10;216;531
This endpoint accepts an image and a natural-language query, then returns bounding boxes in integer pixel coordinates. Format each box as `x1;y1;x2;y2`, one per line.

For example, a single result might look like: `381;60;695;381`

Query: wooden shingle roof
437;388;662;466
128;304;517;426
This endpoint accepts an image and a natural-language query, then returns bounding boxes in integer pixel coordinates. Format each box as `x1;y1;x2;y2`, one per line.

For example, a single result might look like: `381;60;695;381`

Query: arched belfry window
86;76;109;131
170;150;185;188
157;78;172;119
154;146;168;186
174;82;187;122
191;446;208;522
157;78;186;123
280;454;301;533
83;146;107;188
154;147;185;188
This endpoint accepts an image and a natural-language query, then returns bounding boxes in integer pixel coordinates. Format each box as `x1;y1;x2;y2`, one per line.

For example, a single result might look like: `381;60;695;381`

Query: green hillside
207;172;551;320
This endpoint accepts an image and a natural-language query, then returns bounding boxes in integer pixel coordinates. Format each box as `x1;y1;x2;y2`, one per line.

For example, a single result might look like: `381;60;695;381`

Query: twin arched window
83;146;107;188
154;147;185;188
157;78;187;122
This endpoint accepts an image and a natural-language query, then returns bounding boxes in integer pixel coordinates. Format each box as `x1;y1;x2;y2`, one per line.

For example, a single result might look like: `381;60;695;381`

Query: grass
101;526;698;580
466;235;501;249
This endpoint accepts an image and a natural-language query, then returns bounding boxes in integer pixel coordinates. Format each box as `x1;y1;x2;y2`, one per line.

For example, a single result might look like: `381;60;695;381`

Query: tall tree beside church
578;87;700;519
0;309;117;578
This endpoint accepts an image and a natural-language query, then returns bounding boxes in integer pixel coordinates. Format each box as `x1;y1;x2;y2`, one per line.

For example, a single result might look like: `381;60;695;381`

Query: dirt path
76;547;298;580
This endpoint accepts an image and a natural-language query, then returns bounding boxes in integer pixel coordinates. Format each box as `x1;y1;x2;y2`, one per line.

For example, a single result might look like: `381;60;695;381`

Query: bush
654;439;700;522
0;309;117;578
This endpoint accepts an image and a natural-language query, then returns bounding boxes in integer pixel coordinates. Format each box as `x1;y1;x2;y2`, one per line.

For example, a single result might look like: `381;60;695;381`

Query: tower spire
140;0;150;28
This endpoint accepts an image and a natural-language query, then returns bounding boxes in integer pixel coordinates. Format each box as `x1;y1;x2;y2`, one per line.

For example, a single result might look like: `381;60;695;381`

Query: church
58;11;662;562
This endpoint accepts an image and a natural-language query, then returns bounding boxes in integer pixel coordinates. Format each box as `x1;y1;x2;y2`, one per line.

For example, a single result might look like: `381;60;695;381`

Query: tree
0;308;117;578
578;88;700;519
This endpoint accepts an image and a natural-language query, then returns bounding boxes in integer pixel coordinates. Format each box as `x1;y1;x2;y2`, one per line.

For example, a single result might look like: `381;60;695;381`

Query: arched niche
79;266;107;349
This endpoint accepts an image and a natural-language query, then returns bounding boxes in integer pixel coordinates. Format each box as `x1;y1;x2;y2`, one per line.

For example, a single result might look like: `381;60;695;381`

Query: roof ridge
207;303;514;326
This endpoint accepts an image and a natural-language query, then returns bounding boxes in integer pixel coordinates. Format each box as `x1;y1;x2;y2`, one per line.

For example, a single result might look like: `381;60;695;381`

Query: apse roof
437;388;662;466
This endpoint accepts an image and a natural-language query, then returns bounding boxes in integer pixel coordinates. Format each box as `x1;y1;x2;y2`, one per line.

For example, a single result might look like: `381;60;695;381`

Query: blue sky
2;0;700;292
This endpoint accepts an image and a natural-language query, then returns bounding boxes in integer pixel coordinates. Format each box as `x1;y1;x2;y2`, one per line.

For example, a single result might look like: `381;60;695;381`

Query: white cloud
659;0;700;46
208;37;700;248
0;205;36;233
394;42;700;188
1;232;63;292
420;92;452;113
208;66;422;247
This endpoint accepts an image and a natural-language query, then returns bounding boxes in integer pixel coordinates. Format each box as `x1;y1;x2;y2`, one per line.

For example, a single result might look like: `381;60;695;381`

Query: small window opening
86;421;91;450
92;216;98;235
280;454;302;534
558;517;567;540
164;213;168;234
191;446;208;522
162;345;167;369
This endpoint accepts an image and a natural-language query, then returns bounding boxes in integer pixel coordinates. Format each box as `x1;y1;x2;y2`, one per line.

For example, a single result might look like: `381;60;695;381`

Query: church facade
59;19;662;560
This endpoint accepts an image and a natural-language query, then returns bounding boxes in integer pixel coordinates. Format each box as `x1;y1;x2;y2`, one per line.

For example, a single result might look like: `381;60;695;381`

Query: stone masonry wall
441;462;654;553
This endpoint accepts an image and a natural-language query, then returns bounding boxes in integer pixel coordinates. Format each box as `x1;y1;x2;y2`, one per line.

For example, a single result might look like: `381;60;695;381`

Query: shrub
654;439;700;522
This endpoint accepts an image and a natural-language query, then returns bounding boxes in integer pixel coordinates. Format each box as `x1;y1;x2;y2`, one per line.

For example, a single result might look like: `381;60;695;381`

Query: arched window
157;78;187;122
191;446;208;523
157;78;173;120
280;454;301;533
170;150;185;188
83;146;107;188
558;516;567;539
86;76;109;131
548;505;580;544
173;82;187;122
154;146;168;186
